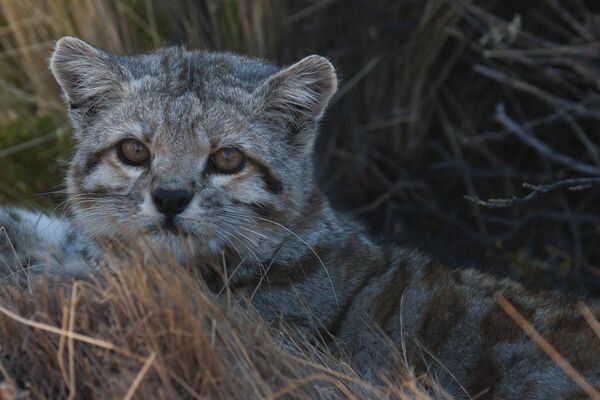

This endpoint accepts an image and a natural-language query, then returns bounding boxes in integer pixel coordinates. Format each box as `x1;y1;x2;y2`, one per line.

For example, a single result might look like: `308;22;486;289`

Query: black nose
152;189;193;215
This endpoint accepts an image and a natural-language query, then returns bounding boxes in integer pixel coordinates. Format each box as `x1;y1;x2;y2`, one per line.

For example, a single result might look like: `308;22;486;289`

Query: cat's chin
136;231;202;262
140;224;224;261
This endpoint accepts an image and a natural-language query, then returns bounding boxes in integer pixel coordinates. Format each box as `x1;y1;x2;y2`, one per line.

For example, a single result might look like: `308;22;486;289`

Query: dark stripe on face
230;200;279;219
83;147;113;176
252;160;283;194
247;202;276;218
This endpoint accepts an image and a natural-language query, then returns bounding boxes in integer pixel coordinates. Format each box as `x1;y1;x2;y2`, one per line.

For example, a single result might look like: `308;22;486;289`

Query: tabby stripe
371;260;411;330
230;199;279;219
323;253;391;340
422;260;461;287
83;147;113;176
252;160;283;194
480;295;534;347
263;245;330;288
417;287;467;354
466;354;502;397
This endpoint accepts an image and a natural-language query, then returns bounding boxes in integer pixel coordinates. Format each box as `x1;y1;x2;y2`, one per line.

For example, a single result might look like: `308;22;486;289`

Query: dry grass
0;0;283;121
0;251;437;400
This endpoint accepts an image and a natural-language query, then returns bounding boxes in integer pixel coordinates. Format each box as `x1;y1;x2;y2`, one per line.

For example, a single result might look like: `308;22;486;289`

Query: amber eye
118;139;150;166
210;147;246;174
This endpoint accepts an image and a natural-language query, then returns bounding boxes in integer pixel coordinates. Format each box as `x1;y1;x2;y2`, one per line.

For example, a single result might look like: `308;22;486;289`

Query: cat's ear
50;36;129;118
255;55;337;145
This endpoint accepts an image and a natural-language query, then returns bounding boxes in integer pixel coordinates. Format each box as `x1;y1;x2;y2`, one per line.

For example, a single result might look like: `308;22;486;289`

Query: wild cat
1;36;599;399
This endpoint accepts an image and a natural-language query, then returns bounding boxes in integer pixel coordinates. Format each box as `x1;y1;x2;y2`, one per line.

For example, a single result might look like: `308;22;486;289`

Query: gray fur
0;208;99;280
0;37;598;399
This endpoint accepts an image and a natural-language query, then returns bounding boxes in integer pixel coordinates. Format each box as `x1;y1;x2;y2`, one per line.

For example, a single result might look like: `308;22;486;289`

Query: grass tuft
0;254;437;399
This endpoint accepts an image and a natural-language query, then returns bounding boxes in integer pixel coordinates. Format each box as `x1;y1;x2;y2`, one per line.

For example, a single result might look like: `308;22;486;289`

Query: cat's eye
118;139;150;166
210;147;246;174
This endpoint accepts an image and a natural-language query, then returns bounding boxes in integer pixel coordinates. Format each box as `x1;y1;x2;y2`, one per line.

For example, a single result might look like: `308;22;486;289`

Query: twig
67;282;79;400
329;56;381;107
496;295;600;400
285;0;340;24
465;178;600;208
0;301;143;361
494;103;600;176
122;352;156;400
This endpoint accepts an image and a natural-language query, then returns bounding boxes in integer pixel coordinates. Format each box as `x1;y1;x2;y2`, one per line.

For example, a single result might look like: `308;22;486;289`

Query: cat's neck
236;184;389;333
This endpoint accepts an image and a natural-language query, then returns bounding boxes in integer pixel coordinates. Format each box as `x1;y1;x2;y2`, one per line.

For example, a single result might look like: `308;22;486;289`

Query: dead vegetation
0;253;439;400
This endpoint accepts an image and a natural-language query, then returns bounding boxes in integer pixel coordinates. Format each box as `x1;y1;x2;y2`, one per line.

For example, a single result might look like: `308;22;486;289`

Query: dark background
1;0;599;295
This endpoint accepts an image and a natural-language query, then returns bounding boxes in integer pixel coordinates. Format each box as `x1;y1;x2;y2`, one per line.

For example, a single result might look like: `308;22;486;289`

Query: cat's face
51;37;336;262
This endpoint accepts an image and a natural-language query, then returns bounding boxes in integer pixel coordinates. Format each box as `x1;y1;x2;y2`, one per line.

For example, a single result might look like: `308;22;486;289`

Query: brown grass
497;294;600;399
0;253;437;400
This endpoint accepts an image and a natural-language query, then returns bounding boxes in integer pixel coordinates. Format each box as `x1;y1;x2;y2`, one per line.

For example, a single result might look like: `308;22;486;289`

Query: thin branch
465;178;600;208
494;103;600;176
122;352;156;400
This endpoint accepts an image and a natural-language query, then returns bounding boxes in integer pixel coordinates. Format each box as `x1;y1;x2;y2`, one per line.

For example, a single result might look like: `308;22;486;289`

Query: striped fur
1;37;599;399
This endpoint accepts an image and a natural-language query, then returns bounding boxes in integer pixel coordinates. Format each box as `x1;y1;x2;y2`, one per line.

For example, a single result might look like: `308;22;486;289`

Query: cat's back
333;246;600;399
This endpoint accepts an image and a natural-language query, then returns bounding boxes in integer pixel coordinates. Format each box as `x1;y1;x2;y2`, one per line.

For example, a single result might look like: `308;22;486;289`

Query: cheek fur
82;160;142;194
210;162;280;201
219;174;275;204
139;191;156;216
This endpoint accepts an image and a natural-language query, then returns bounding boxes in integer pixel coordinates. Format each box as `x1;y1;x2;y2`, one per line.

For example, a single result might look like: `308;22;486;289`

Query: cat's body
1;37;599;399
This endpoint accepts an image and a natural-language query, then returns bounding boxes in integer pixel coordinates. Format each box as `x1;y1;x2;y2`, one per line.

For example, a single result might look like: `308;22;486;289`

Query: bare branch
465;178;600;208
494;103;600;176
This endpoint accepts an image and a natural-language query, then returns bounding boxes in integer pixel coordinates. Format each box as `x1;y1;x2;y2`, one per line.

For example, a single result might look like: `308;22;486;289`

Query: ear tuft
256;55;338;138
50;36;127;113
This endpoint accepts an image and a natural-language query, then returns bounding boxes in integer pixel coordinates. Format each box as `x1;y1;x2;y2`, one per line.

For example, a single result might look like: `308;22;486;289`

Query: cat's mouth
146;216;190;237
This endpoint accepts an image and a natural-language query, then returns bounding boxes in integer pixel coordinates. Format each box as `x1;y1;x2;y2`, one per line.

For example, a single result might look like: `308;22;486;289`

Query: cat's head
50;36;337;262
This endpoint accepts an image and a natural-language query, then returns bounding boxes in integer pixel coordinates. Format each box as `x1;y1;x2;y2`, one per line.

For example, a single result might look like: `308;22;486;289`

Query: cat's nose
152;189;193;215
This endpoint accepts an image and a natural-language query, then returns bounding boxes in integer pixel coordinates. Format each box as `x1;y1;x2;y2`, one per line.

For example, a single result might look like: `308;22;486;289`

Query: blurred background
1;0;599;294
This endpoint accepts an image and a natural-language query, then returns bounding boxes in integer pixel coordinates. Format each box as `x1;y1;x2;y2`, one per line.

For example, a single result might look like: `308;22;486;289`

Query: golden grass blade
67;282;79;400
122;352;156;400
580;303;600;341
0;300;143;362
496;295;600;400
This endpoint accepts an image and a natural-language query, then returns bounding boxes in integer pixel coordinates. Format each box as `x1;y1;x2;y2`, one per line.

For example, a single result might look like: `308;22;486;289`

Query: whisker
252;215;339;309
